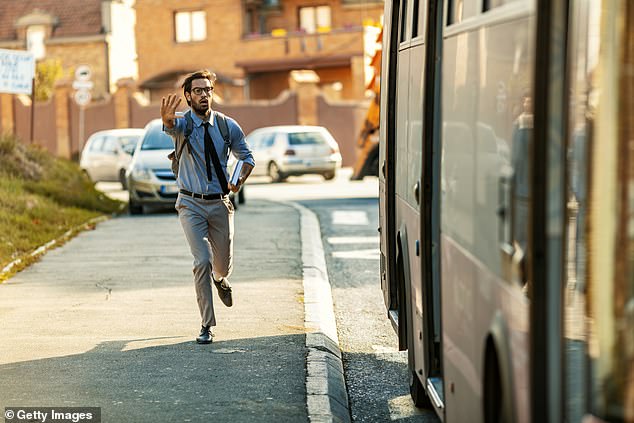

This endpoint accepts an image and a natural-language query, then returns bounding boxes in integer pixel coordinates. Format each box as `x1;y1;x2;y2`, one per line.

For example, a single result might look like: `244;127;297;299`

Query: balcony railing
241;26;365;58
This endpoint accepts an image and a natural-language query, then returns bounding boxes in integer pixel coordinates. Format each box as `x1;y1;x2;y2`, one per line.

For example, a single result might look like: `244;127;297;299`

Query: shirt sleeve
227;118;255;167
163;117;185;140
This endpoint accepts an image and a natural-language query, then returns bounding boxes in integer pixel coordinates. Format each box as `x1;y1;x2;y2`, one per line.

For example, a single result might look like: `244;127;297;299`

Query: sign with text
0;49;35;95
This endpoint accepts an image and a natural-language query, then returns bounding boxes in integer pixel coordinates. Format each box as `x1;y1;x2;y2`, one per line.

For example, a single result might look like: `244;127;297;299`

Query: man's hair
181;70;217;106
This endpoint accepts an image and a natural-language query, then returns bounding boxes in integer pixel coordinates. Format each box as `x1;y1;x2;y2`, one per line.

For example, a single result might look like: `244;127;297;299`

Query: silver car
79;128;144;187
127;118;243;215
246;125;342;182
126;119;179;215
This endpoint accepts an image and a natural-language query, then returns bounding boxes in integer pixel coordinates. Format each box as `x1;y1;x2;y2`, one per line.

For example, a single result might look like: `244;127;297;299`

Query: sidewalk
0;200;310;422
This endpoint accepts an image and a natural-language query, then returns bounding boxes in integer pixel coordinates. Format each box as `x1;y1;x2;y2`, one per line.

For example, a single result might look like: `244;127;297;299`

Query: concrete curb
288;202;351;423
0;215;110;281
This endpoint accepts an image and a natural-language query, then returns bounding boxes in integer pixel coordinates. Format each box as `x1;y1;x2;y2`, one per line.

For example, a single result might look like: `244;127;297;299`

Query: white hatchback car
246;125;342;182
80;128;144;187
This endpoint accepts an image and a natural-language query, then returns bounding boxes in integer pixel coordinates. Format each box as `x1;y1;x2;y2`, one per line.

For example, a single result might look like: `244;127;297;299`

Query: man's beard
192;99;211;117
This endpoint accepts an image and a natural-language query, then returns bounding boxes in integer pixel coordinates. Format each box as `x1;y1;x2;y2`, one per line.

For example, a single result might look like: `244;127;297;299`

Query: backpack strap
175;111;194;160
214;111;231;145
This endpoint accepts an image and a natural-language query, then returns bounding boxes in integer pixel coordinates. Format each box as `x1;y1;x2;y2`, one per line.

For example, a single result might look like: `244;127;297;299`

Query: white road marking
331;210;369;225
332;249;379;260
326;236;379;245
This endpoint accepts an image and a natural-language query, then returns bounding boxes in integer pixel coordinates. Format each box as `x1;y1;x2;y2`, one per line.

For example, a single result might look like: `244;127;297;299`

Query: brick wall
6;78;367;166
317;93;368;167
14;96;57;154
47;41;109;99
135;0;246;84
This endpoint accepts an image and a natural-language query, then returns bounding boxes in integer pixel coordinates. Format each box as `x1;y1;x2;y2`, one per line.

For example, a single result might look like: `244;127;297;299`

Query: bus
378;0;634;422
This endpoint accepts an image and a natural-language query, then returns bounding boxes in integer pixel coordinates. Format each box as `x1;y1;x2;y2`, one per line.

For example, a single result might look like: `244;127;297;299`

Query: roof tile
0;0;103;40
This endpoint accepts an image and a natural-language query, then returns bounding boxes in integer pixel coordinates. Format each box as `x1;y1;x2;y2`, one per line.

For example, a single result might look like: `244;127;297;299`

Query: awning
235;53;358;73
139;69;238;90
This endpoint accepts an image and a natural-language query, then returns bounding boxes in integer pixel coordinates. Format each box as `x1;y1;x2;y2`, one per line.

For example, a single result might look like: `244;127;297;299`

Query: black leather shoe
213;276;233;307
196;326;213;344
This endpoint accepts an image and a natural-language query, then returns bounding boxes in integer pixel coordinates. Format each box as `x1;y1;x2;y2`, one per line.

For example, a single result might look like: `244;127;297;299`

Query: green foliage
0;133;123;271
34;59;64;101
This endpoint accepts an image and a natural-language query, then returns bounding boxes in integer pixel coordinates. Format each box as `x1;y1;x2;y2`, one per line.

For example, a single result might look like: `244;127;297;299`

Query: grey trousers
176;194;234;327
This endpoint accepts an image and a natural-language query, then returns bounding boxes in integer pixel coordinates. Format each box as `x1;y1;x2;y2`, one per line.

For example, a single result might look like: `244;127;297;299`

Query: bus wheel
483;345;503;423
409;371;432;408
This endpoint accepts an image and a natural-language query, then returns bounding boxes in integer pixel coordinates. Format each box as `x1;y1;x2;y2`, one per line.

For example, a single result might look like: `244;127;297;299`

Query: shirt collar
189;109;215;127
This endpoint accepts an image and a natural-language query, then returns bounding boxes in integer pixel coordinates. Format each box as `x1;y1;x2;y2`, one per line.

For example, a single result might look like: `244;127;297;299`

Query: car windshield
288;132;327;146
141;125;173;150
118;135;140;149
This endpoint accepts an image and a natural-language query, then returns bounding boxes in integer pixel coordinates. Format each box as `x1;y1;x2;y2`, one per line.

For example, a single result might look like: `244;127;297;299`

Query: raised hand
160;94;182;128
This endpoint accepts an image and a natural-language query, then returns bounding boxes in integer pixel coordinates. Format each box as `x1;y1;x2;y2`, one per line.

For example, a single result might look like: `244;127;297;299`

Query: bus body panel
440;3;535;423
379;0;398;314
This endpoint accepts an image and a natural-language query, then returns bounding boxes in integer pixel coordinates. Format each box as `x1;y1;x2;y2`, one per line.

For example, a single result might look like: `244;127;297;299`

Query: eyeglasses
191;87;213;96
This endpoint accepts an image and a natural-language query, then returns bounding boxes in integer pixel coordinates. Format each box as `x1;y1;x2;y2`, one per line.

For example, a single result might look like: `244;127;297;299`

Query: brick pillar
0;93;15;134
54;78;72;159
350;56;366;100
289;70;320;126
114;78;135;129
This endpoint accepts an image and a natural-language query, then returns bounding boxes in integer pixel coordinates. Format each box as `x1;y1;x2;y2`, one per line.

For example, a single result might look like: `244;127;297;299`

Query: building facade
135;0;383;103
0;0;138;100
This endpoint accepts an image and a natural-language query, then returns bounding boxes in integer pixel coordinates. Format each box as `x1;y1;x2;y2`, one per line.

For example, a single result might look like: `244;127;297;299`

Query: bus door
379;0;402;341
393;0;423;362
420;0;445;411
396;0;447;411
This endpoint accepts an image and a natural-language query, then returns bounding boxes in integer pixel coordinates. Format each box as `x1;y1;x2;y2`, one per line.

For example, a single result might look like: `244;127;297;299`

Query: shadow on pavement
343;351;439;422
0;334;307;423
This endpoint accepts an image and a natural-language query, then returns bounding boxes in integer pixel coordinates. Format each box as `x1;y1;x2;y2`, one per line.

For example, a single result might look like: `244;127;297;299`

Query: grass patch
0;133;123;277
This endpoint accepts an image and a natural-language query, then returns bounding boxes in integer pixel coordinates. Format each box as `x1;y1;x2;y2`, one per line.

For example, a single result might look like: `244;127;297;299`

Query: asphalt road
299;197;438;423
247;170;439;422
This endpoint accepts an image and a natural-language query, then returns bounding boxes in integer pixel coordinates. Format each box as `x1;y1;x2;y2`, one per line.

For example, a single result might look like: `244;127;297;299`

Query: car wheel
119;169;127;190
129;200;143;215
323;171;336;181
268;162;286;183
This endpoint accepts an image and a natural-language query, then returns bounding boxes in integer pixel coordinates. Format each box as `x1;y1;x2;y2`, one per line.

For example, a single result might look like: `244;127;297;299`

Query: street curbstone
288;201;351;423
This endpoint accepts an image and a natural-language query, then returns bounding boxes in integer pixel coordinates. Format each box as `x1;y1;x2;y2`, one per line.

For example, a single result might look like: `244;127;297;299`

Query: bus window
400;0;409;43
412;0;426;39
446;0;463;26
412;0;420;38
483;0;523;12
446;0;477;26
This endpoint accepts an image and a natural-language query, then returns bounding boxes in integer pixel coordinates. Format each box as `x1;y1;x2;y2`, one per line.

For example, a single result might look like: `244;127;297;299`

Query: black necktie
203;122;213;182
203;121;229;194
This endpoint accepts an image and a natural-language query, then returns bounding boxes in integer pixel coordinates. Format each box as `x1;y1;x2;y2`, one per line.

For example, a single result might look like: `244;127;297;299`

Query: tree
34;59;63;101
